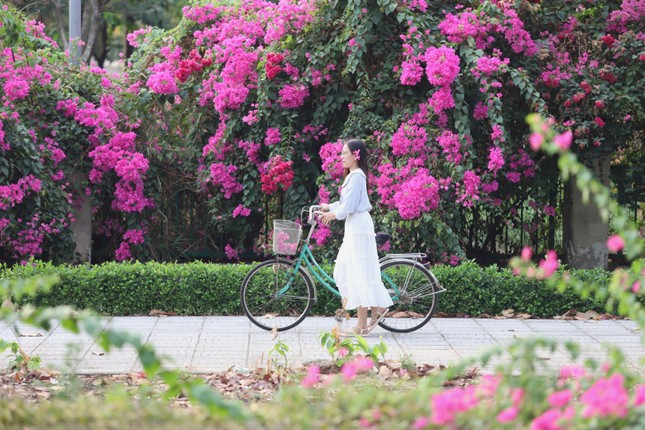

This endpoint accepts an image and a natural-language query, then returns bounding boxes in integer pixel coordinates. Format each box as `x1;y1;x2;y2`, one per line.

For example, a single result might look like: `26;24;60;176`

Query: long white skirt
333;211;394;310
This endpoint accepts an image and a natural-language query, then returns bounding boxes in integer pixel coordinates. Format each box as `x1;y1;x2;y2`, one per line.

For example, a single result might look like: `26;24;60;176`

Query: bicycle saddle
375;232;391;246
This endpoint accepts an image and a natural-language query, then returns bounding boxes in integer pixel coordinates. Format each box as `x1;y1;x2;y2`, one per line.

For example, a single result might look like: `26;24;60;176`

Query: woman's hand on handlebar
320;204;330;213
320;211;336;226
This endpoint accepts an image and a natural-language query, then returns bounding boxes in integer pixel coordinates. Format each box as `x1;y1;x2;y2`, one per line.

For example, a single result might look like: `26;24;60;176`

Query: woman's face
340;144;358;169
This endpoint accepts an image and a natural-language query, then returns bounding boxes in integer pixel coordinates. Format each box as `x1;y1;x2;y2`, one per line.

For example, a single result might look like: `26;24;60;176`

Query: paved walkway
1;317;642;374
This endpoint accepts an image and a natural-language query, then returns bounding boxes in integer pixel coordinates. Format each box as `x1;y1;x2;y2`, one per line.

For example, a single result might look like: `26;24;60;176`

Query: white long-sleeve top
328;168;372;220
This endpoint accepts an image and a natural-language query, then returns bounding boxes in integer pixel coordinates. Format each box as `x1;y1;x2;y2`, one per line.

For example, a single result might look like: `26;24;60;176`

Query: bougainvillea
2;0;643;263
1;5;154;263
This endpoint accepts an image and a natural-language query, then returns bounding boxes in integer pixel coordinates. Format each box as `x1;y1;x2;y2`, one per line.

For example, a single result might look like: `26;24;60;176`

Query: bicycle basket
272;219;302;255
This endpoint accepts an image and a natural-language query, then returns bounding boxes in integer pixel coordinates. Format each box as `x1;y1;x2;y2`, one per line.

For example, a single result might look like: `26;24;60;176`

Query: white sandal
369;308;389;330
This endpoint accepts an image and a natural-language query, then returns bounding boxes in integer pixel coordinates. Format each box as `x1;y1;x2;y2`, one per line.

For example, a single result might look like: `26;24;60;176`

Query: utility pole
69;0;82;65
68;0;93;263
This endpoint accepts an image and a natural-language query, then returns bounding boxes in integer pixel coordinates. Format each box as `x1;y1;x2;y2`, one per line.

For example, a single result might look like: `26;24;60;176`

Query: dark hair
344;138;369;189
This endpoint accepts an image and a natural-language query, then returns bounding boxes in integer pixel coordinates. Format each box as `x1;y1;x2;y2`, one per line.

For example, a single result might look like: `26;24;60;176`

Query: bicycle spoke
241;260;314;331
378;260;440;333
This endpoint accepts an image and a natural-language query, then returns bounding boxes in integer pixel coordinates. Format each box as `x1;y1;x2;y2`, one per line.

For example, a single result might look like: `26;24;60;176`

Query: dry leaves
0;359;479;405
149;309;178;317
553;309;622;321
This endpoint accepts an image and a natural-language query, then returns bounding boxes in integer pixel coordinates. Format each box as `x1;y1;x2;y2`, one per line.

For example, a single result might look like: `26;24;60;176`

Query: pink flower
497;406;518;423
232;205;251;218
529;132;544;151
521;247;532;261
554;131;572;150
265;127;281;146
147;71;178;94
340;357;374;382
530;408;564;430
279;83;309;109
539;250;559;278
473;102;488;120
400;59;424;85
352;149;360;160
634;384;645;406
594;117;605;128
606;235;624;252
581;373;629;418
548;389;572;408
559;365;587;381
301;365;320;388
412;417;430;429
431;386;478;425
224;244;239;260
488;146;504;174
423;46;460;87
4;79;30;100
543;205;556;217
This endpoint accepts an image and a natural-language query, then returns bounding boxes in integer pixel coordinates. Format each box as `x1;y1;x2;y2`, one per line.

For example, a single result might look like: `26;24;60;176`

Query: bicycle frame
275;206;428;303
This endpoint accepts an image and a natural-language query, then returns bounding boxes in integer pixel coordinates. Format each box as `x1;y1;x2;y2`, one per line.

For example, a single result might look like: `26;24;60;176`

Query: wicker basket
272;220;302;255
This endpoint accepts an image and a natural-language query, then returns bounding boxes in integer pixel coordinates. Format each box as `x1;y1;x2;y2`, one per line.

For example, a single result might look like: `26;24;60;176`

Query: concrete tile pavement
0;316;642;374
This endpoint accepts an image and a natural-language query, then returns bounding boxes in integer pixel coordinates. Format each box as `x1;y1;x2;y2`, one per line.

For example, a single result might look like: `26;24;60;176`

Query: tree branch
49;0;68;50
81;0;100;64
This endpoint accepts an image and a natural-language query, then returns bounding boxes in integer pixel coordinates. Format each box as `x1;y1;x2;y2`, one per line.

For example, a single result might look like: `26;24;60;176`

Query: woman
320;139;393;335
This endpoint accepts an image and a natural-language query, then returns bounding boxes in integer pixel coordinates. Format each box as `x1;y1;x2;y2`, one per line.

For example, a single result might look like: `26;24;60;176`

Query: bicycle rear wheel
378;259;441;333
240;259;315;331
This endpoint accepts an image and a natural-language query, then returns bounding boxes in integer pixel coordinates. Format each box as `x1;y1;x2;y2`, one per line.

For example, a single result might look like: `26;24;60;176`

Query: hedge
0;260;621;317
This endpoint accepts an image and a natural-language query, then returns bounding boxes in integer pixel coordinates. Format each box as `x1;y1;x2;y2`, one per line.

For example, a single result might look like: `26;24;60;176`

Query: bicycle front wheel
240;259;315;331
379;259;441;333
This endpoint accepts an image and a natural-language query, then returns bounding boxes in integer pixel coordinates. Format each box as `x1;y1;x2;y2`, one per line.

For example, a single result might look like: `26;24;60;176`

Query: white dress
329;169;393;310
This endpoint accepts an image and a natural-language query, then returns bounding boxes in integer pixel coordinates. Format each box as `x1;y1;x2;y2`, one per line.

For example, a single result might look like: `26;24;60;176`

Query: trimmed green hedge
1;261;620;317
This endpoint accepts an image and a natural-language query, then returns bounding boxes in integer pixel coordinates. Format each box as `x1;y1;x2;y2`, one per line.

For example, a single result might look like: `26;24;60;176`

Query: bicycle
240;205;445;332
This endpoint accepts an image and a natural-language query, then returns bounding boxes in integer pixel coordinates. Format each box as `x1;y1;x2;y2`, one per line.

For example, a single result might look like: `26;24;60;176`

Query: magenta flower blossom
581;373;629;418
635;384;645;406
340;356;374;382
521;247;532;261
437;130;462;164
497;406;518;423
265;127;281;146
548;389;572;408
554;131;572;150
544;205;556;217
393;171;440;219
301;365;320;388
606;235;624;252
473;102;489;120
146;71;178;94
488;146;504;174
423;46;460;87
430;385;478;425
400;59;424;85
4;78;30;100
232;204;251;218
279;83;309;109
392;122;428;156
539;250;559;278
224;244;239;260
559;365;587;381
530;408;565;430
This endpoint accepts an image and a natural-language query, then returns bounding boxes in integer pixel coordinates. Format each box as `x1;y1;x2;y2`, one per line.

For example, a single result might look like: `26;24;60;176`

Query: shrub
2;260;620;318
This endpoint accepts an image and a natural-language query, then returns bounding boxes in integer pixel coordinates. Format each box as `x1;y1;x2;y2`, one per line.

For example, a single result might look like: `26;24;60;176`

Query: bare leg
356;306;368;330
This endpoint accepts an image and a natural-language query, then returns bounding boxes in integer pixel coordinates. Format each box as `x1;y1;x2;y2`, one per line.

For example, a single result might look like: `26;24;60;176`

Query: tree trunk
562;155;610;269
70;192;93;263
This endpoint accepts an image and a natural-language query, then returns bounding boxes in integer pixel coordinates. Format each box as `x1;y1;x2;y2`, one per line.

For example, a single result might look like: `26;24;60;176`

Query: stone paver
0;317;642;374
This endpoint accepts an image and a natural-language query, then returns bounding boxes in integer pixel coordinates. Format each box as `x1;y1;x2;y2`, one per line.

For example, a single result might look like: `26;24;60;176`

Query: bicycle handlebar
307;205;323;225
